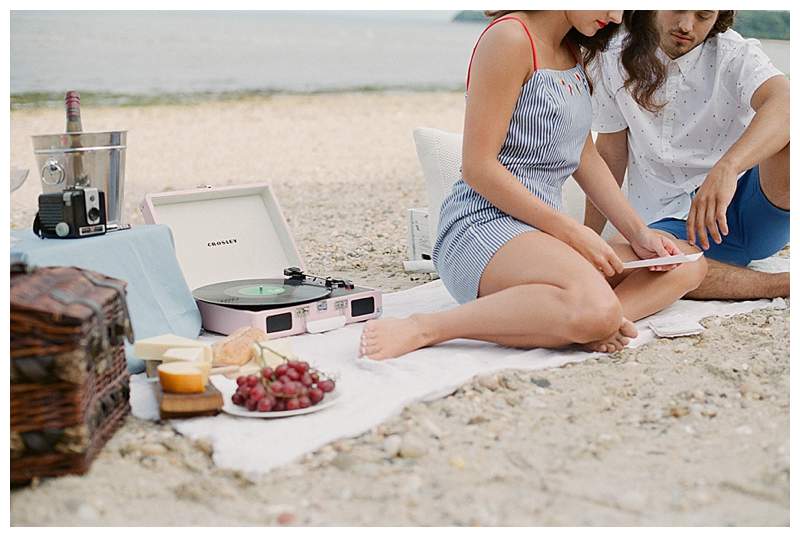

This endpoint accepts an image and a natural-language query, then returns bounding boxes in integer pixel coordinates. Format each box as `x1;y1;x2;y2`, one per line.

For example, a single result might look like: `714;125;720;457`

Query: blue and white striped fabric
432;63;593;304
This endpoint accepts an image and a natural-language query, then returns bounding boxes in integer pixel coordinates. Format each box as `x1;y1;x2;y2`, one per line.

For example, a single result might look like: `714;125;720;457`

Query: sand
9;93;789;526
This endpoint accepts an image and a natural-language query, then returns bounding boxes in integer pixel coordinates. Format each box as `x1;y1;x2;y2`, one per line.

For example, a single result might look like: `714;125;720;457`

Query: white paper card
623;252;704;270
648;316;705;338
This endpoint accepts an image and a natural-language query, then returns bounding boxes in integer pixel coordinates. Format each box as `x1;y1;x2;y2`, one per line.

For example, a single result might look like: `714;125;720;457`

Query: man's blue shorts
649;166;789;267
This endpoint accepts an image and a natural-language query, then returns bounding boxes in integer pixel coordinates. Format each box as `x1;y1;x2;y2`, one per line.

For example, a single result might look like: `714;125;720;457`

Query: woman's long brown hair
483;10;622;92
621;11;735;112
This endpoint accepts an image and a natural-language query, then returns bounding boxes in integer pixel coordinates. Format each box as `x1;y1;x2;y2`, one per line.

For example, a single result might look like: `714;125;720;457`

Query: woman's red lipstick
597;20;608;28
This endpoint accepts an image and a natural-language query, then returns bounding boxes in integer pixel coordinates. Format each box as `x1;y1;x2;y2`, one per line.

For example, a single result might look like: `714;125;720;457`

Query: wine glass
11;167;29;192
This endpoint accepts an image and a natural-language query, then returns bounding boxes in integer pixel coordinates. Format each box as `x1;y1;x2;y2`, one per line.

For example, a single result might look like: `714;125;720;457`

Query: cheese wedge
163;346;210;364
157;362;208;394
134;334;213;363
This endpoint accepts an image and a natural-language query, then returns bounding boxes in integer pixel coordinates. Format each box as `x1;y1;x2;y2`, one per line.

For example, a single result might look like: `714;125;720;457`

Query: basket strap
12;356;54;383
21;429;65;454
49;289;109;353
82;272;135;344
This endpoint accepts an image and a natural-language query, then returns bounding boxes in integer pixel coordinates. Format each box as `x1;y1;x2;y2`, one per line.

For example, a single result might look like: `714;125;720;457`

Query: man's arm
687;75;789;249
584;129;628;235
720;75;789;176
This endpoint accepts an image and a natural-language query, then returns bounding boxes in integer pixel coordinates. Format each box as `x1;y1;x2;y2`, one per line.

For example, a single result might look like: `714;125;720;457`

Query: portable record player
140;183;382;336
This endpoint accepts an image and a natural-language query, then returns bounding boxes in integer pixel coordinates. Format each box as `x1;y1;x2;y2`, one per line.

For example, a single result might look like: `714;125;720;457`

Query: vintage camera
33;187;107;239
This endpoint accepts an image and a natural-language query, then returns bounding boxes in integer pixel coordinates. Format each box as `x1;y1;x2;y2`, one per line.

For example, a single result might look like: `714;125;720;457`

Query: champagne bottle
65;90;83;132
64;90;87;185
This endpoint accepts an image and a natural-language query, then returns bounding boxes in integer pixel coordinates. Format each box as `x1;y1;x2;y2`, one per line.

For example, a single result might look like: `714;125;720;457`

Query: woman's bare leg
606;235;708;321
360;231;627;360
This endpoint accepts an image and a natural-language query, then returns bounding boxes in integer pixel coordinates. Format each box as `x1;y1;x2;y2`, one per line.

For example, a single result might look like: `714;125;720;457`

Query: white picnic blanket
130;255;789;476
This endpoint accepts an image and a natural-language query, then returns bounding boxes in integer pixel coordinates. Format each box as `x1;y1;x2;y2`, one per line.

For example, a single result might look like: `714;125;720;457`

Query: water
11;11;481;99
11;11;789;104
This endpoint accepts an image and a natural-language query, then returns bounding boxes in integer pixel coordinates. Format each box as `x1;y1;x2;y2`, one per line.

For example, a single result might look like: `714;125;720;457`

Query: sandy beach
9;92;789;525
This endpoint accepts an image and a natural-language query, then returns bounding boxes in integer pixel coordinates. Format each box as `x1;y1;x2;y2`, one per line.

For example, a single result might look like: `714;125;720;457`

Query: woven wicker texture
10;263;133;484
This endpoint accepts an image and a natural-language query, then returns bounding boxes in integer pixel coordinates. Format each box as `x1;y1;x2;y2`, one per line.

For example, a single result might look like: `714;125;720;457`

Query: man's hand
687;161;738;250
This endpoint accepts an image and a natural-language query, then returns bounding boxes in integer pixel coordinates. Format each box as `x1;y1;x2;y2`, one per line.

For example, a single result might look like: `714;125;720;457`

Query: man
586;10;789;299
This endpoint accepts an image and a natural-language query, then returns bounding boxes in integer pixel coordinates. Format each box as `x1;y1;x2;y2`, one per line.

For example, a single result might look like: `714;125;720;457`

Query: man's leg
648;194;789;300
687;145;790;299
758;142;789;210
685;256;789;299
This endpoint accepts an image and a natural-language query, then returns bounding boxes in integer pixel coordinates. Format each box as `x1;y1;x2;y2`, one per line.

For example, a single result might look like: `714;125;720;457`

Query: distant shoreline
10;86;467;111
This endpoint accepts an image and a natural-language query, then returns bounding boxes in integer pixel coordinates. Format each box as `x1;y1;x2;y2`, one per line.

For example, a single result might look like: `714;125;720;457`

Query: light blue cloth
11;225;202;373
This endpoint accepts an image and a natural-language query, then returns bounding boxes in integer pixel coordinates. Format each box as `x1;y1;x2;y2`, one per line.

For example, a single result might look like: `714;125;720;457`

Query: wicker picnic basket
10;262;135;485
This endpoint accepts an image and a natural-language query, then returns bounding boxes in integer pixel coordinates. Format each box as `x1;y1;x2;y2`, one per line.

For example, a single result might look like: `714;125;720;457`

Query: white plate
214;376;341;419
622;252;704;270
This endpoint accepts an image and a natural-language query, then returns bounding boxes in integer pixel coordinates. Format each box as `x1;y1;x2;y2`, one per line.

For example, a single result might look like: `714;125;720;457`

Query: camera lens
88;207;100;223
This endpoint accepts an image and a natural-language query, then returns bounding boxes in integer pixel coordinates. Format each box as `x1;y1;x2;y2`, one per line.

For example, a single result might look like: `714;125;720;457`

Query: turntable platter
193;278;332;308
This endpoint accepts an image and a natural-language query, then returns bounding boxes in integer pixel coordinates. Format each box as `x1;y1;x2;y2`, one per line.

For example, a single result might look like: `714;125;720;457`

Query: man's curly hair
622;11;736;112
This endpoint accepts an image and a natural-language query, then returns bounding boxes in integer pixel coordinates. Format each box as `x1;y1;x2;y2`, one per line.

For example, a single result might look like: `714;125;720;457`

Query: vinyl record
193;278;331;308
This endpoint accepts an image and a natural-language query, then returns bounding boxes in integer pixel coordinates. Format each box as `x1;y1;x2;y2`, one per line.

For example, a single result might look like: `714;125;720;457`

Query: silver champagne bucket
32;131;127;225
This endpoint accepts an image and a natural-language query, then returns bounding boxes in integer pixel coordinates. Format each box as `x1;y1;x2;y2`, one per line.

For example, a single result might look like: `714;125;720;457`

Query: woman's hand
629;227;682;271
556;220;624;277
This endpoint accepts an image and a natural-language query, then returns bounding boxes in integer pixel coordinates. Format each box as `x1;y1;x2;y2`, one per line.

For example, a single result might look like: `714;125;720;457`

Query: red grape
298;396;311;409
250;385;266;402
269;381;284;394
246;397;259;411
275;364;289;376
283;383;298;396
286;368;300;381
236;376;247;386
300;373;313;386
318;379;335;393
308;388;324;404
286;398;301;411
257;398;273;412
237;385;251;398
232;393;245;406
261;367;273;379
273;399;286;412
279;374;291;384
297;361;310;374
246;375;259;387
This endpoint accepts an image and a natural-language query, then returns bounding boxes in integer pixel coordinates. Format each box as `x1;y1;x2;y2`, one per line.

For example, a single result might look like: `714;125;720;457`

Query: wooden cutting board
156;383;223;419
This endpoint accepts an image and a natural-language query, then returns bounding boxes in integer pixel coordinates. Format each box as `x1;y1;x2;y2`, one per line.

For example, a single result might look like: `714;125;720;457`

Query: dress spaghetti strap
466;16;539;91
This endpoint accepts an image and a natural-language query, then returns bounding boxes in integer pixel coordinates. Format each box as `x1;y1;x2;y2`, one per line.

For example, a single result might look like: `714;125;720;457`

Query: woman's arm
573;132;645;241
574;133;680;265
461;23;575;238
583;129;628;234
463;24;628;276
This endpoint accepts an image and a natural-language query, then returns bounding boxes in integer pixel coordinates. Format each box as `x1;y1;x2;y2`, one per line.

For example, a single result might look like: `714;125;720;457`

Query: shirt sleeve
590;54;628;133
724;38;784;109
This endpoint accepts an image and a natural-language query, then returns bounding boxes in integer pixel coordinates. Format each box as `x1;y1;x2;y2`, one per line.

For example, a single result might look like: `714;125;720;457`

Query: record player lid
141;183;304;290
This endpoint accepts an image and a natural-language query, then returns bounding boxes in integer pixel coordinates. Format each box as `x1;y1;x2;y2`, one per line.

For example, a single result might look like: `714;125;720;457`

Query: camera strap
32;213;44;239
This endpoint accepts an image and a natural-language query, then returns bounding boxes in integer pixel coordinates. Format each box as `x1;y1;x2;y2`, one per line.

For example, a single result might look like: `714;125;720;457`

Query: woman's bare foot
359;315;433;360
583;317;638;353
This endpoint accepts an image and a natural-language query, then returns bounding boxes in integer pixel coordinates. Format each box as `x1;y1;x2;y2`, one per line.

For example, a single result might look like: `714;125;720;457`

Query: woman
360;10;707;360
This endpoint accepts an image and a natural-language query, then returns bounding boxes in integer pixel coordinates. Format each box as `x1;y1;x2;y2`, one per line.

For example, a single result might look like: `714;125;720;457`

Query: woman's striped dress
432;16;593;304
